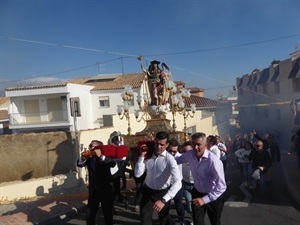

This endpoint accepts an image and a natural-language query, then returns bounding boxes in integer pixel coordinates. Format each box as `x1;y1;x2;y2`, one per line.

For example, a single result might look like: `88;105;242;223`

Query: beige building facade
237;50;300;147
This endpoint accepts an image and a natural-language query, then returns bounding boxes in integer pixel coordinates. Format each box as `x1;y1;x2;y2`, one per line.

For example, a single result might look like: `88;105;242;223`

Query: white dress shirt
235;148;251;163
134;150;182;202
209;145;221;159
218;142;227;161
174;152;183;179
182;162;194;184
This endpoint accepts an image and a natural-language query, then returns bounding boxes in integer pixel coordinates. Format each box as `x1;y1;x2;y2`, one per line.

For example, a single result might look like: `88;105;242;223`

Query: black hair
155;131;169;142
182;141;192;147
207;135;217;145
111;136;119;143
91;140;103;146
169;138;179;147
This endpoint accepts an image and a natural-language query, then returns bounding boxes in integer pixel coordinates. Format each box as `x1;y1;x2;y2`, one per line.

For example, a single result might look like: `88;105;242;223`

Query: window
103;115;113;127
262;84;268;94
99;96;110;107
293;78;300;92
24;99;40;123
239;88;243;96
264;108;269;118
274;82;280;94
276;109;281;120
232;103;238;112
47;98;63;121
253;86;257;93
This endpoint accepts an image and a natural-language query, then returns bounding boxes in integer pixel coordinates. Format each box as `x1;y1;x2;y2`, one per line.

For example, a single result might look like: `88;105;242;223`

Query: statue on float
138;56;172;107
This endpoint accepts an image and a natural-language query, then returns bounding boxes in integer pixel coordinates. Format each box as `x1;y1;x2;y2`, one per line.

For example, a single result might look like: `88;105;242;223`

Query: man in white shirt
181;141;194;225
134;131;182;225
216;135;227;171
207;135;221;159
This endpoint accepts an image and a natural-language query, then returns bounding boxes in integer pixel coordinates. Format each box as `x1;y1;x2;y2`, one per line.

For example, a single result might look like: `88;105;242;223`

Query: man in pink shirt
176;132;227;225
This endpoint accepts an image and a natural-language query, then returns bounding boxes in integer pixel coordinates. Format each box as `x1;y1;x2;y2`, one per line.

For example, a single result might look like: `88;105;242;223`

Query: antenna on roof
121;57;124;75
96;61;101;75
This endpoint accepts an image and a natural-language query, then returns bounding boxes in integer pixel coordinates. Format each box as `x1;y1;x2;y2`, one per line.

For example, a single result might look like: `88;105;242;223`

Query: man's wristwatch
161;198;167;204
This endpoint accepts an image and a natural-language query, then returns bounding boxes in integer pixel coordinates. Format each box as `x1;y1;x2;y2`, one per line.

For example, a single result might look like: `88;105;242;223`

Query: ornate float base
123;114;186;148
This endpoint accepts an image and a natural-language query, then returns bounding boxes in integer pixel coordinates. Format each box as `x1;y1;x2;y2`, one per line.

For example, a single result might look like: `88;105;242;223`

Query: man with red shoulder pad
77;140;117;225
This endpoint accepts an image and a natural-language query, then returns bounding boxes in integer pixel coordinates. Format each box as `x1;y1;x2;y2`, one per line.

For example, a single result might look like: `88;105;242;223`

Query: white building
5;74;145;133
5;73;230;139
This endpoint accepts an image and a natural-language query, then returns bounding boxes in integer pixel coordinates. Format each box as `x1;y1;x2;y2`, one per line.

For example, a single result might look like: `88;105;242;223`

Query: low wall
0;132;76;183
0;112;223;200
0;172;86;202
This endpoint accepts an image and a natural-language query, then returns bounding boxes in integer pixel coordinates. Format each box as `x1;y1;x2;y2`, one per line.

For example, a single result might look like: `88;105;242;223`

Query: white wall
90;88;144;129
67;84;94;131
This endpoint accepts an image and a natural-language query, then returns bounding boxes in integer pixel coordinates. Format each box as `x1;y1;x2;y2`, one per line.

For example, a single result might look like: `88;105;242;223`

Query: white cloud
16;77;67;86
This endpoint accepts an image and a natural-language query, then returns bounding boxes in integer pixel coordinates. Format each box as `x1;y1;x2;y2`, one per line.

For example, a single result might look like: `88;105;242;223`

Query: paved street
54;155;300;225
1;151;299;225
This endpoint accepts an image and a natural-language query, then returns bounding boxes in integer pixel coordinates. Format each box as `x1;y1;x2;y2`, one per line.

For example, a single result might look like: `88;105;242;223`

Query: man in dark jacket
249;140;272;193
267;135;281;162
77;140;116;225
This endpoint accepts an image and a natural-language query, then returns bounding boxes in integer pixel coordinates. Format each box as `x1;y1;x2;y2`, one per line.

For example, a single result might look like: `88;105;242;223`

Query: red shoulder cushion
99;145;117;157
115;145;129;158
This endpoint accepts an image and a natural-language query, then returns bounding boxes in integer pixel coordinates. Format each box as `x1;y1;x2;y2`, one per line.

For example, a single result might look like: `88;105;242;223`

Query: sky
0;0;299;99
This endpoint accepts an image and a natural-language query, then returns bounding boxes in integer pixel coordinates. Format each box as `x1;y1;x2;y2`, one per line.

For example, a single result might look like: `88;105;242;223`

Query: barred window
99;96;110;107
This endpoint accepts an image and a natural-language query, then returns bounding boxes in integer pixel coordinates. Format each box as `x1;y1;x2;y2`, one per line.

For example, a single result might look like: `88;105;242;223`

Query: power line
0;58;123;84
145;34;299;57
2;34;299;103
5;34;298;58
6;37;137;57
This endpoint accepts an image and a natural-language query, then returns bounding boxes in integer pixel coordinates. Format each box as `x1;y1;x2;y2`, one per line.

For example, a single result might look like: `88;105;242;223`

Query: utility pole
71;98;82;183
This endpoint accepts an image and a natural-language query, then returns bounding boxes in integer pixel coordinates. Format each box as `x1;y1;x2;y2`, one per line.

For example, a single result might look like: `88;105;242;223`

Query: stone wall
0;132;76;183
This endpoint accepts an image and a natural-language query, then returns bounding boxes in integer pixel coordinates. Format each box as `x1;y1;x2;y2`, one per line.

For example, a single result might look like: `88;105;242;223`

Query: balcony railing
9;110;69;125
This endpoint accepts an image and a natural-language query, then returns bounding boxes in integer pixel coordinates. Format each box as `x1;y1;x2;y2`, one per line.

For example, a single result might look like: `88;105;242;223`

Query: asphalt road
55;162;300;225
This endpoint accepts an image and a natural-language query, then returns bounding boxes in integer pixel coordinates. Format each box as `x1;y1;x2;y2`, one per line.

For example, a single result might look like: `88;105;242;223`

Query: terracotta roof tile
68;73;144;91
189;95;220;108
0;110;8;120
174;81;186;85
188;87;205;92
0;97;10;106
168;95;220;109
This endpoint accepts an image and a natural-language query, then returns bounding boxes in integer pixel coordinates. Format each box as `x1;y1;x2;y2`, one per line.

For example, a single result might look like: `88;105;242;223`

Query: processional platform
123;113;185;148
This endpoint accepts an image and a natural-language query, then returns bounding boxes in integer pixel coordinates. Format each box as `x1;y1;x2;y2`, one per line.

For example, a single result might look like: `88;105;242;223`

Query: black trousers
86;183;114;225
140;185;171;225
133;173;146;206
191;188;224;225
